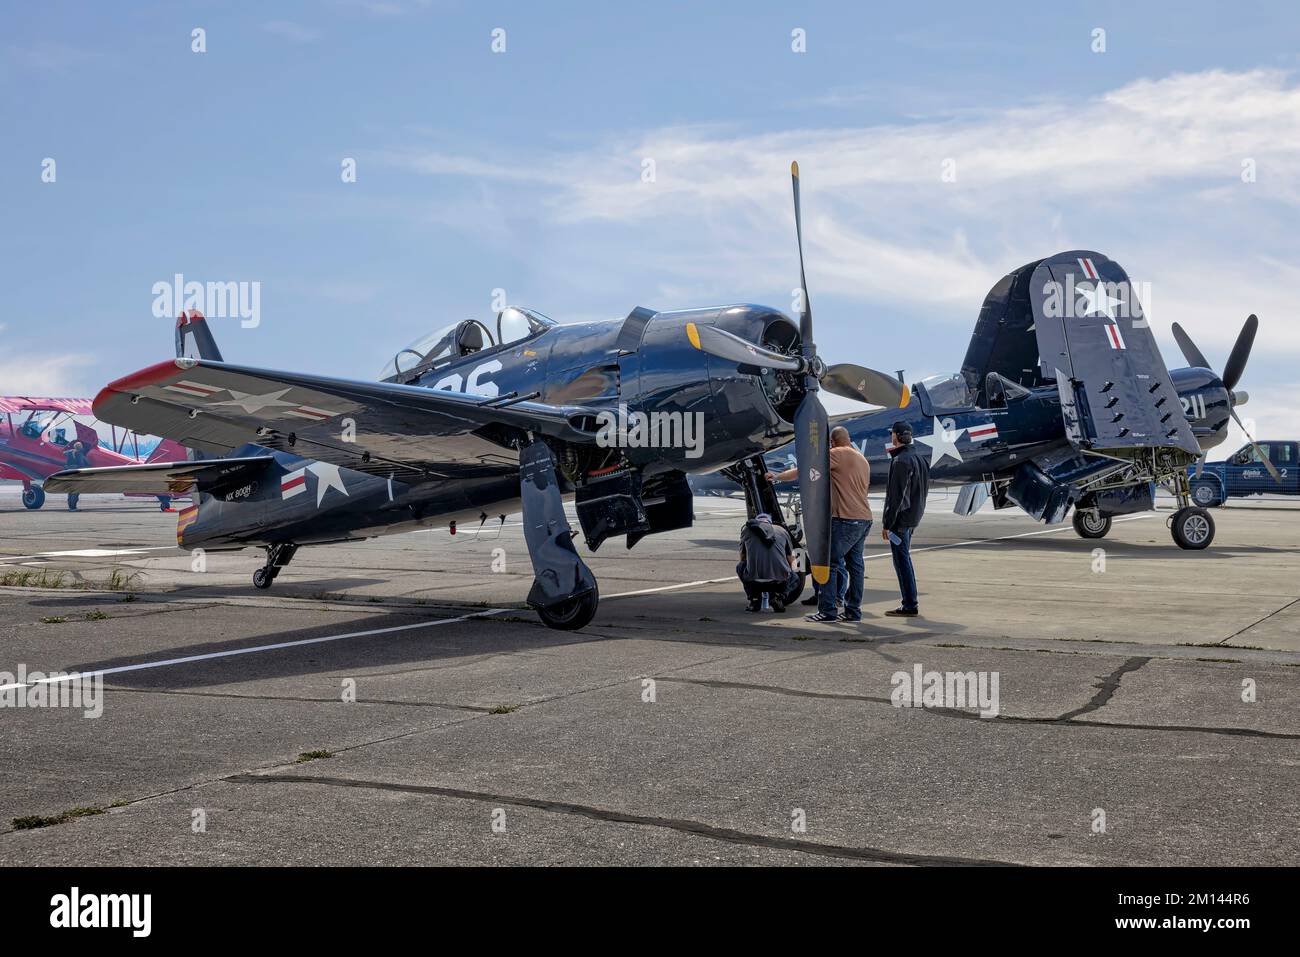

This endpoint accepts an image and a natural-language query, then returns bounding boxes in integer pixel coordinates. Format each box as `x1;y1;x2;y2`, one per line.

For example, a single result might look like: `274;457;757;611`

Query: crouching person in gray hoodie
737;512;799;613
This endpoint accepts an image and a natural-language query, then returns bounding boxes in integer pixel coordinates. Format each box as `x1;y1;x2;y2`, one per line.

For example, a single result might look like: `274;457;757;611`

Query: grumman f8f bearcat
46;163;907;630
701;252;1274;550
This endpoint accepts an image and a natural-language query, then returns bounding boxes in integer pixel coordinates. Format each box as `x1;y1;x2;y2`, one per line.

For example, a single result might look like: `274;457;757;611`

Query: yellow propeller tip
900;384;911;408
811;564;829;585
791;160;799;177
686;322;701;350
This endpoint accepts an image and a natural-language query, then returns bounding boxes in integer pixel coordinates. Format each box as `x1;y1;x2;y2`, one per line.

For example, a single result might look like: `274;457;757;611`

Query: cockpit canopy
913;373;974;414
379;307;556;381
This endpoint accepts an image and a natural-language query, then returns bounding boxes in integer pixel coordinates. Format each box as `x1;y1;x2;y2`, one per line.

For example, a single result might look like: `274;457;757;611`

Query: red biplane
0;396;187;510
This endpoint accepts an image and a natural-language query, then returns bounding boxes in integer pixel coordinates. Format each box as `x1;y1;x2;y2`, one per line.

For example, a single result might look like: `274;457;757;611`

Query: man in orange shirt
768;426;873;621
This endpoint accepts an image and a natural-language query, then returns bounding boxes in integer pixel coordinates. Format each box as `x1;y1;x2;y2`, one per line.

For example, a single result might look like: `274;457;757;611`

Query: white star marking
1074;281;1121;320
914;416;967;467
210;388;298;414
307;461;349;506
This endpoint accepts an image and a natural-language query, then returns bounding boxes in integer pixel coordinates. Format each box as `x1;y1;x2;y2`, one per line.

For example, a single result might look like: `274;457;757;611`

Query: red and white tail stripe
164;380;222;399
1077;257;1100;280
1105;323;1127;350
967;422;999;443
281;468;307;499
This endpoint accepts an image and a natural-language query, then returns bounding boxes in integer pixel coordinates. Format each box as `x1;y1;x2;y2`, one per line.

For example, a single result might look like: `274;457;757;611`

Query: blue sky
3;0;1299;451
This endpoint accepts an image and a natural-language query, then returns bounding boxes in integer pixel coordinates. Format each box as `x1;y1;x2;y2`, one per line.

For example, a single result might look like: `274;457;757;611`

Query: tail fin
175;310;224;362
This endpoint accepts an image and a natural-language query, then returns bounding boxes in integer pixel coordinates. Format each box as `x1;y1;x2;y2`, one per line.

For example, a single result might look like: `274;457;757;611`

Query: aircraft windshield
916;373;974;412
379;308;556;380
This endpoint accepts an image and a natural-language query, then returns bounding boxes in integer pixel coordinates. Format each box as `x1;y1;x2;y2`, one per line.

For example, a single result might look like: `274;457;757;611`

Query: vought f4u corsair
47;163;906;630
703;251;1273;550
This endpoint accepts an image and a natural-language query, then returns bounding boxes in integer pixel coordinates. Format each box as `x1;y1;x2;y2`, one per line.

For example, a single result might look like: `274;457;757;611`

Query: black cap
892;420;913;439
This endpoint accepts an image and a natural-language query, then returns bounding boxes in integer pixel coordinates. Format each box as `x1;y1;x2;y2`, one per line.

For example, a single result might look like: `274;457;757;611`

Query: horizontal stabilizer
44;455;275;495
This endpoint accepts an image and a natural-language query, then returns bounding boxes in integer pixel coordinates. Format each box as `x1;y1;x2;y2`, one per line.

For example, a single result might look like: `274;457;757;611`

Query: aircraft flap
43;455;276;495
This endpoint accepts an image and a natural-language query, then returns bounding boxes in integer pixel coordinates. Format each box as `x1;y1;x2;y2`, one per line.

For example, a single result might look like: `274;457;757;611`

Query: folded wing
44;455;275;495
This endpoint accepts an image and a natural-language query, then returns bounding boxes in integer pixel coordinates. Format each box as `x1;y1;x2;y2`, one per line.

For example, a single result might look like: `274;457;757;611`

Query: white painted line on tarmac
0;546;176;564
0;608;510;692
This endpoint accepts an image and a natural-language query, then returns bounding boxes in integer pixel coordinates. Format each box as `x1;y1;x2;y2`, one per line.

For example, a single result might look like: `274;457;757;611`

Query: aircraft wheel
535;583;599;631
252;567;277;590
1171;507;1215;550
22;486;46;510
158;496;172;511
782;571;808;607
1190;479;1223;508
1072;508;1111;539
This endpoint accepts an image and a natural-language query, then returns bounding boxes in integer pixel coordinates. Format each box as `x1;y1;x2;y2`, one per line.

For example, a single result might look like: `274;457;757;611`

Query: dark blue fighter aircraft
695;251;1272;551
46;164;907;630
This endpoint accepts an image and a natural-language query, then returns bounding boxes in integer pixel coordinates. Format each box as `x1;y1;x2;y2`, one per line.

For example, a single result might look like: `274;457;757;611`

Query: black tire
782;571;808;607
535;583;599;631
22;486;46;510
1171;507;1214;550
1190;479;1223;508
1072;508;1111;539
252;567;275;590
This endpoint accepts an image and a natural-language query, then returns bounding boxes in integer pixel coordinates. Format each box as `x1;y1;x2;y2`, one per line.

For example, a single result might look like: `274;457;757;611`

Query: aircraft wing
44;456;276;495
92;358;602;479
1028;251;1199;457
0;397;95;415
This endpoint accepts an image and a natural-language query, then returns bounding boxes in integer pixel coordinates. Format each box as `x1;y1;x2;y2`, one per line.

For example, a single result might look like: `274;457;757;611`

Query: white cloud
0;353;96;397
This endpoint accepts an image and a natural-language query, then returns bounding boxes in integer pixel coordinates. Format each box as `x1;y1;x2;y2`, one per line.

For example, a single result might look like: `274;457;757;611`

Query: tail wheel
252;567;277;590
1171;507;1215;550
1072;508;1111;539
1190;479;1223;508
22;486;46;510
536;583;599;631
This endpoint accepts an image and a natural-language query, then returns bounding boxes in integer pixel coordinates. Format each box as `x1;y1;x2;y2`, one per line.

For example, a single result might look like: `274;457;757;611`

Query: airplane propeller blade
1221;314;1258;392
1170;322;1211;371
1229;406;1282;483
686;322;802;371
822;363;910;408
791;161;813;348
794;392;831;585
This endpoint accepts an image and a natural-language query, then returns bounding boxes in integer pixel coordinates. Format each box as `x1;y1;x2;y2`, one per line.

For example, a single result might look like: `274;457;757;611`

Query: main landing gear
520;440;599;631
1169;471;1215;550
21;483;46;510
253;543;298;589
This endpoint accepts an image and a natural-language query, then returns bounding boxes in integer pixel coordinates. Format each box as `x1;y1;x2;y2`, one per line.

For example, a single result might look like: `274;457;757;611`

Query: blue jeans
819;518;871;618
889;526;918;611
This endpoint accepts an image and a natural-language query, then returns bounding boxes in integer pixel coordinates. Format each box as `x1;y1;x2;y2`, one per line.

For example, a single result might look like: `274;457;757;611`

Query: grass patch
12;805;106;830
39;615;68;624
0;568;68;589
105;568;142;592
118;592;137;603
84;610;109;621
789;635;817;641
295;750;333;763
488;704;519;714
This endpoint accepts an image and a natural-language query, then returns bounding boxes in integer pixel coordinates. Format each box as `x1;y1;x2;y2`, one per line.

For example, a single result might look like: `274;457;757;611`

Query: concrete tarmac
0;488;1296;865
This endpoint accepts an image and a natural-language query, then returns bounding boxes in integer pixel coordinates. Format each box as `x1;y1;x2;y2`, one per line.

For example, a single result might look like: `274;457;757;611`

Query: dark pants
737;563;799;603
819;518;871;618
67;493;80;510
889;525;918;611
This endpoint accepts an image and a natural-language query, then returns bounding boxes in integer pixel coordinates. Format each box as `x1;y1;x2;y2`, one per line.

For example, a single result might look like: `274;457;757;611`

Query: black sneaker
800;595;818;606
805;612;838;622
837;612;862;622
771;596;786;613
885;607;919;617
746;599;762;613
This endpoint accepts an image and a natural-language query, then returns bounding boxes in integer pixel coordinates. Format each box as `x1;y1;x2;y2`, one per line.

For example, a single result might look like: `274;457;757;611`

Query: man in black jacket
881;421;929;617
737;512;798;613
63;441;89;511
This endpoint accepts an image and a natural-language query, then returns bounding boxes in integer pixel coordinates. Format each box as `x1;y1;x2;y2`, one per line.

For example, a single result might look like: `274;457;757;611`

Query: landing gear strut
1169;473;1214;550
253;543;297;589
